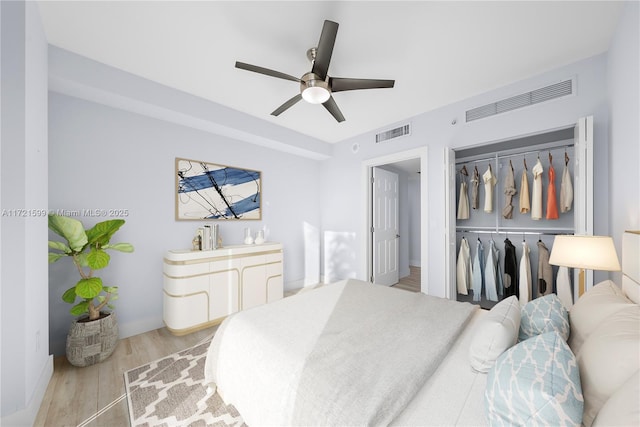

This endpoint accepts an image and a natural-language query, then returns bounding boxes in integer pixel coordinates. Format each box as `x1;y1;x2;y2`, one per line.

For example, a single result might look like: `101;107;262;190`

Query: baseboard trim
1;355;53;427
119;315;164;339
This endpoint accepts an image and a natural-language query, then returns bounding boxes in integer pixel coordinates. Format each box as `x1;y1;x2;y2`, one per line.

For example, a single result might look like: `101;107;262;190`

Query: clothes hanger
523;157;528;171
565;150;570;166
460;165;468;176
548;151;553;165
509;159;513;170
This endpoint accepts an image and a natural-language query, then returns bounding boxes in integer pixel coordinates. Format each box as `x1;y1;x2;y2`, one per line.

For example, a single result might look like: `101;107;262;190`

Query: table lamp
549;235;621;297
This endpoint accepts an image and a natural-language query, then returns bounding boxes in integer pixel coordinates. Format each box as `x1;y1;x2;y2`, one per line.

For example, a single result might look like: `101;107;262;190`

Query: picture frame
175;157;261;220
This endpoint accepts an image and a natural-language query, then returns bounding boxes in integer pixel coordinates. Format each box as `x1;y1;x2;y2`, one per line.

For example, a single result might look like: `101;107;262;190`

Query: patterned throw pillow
485;331;584;426
519;293;570;342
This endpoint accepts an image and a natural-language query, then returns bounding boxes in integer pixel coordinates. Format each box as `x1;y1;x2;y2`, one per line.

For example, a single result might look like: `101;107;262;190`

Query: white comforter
204;279;477;426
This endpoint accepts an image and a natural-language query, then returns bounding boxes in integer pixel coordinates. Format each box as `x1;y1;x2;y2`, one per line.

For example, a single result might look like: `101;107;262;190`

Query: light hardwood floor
36;269;421;426
34;325;218;427
392;266;421;293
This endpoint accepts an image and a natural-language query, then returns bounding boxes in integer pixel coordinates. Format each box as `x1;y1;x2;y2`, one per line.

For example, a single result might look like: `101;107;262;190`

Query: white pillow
592;370;640;427
469;296;520;373
569;280;634;354
577;305;640;427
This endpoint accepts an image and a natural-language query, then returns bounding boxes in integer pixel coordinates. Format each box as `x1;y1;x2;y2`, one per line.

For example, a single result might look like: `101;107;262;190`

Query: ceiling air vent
376;124;411;143
466;79;574;122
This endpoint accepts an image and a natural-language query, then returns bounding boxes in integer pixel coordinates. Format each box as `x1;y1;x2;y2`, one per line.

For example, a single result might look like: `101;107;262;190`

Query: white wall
321;53;611;298
607;0;640;274
408;177;421;266
48;92;323;355
1;1;52;424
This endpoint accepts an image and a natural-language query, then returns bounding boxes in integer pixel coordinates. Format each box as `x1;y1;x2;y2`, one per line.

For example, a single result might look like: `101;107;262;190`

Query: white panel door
373;167;399;286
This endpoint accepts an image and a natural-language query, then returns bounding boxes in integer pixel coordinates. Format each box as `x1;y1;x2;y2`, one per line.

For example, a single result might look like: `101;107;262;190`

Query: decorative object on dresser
549;235;621;297
48;214;134;367
163;242;283;335
175;157;261;221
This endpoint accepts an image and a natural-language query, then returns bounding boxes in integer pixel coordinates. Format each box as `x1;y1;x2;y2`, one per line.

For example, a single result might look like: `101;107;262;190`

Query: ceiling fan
235;20;395;123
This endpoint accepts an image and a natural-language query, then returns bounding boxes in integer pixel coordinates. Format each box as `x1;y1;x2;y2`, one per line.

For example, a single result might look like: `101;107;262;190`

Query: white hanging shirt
482;166;497;213
456;237;472;295
519;241;532;305
531;159;544;220
560;162;574;213
457;181;470;220
556;266;573;310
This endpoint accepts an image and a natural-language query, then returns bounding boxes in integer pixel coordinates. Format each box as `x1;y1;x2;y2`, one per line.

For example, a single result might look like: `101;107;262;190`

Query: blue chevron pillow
485;331;584;426
519;293;570;342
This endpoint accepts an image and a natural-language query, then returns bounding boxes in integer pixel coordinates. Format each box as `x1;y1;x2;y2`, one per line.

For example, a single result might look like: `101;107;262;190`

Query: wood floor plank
35;325;218;426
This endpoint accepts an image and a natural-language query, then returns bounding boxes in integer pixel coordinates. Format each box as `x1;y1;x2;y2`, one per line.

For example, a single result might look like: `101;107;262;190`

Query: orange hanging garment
546;162;559;219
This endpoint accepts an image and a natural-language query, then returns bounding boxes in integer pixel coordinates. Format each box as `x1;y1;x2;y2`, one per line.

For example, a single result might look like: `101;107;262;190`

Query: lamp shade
549;235;621;271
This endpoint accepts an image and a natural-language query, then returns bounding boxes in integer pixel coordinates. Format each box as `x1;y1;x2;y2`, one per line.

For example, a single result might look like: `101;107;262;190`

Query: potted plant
48;214;134;367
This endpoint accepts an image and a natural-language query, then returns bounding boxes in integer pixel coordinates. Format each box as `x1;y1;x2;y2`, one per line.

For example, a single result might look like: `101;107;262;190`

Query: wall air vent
375;124;411;143
466;79;574;122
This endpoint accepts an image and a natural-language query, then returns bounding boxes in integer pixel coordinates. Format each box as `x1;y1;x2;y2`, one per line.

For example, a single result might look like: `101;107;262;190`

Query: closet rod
498;143;574;161
455;143;575;166
457;229;573;236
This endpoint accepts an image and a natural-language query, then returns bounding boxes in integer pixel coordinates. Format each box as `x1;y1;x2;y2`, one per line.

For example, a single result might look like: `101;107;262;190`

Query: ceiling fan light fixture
302;86;330;104
301;72;330;104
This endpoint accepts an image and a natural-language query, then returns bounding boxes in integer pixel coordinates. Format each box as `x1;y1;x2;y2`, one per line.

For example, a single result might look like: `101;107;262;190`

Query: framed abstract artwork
175;157;261;220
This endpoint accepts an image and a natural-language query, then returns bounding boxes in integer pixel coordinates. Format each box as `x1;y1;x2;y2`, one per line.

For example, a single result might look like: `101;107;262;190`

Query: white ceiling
37;1;623;144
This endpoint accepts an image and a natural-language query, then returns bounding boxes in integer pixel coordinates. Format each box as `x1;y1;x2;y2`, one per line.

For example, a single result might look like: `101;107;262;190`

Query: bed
204;231;640;426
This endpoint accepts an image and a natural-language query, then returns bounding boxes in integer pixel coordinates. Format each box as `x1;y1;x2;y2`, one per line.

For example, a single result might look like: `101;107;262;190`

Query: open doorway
362;147;428;292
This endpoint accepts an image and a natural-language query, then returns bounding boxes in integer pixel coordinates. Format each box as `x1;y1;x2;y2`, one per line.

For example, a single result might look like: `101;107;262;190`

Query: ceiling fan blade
311;20;339;80
322;96;345;122
271;94;302;116
329;77;395;93
235;61;301;83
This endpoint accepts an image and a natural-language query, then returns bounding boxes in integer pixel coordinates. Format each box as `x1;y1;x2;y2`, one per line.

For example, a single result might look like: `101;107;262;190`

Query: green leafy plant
48;214;134;321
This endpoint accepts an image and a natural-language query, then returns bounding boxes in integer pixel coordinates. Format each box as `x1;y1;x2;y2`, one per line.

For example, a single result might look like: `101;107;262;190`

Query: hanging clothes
502;163;517;219
484;239;502;302
503;238;518;298
556;266;574;310
471;167;480;210
537;240;553;296
519;168;530;214
483;165;497;213
560;161;574;213
531;159;544;220
519;241;532;305
546;162;559;219
457;181;470;220
471;239;485;302
456;237;472;295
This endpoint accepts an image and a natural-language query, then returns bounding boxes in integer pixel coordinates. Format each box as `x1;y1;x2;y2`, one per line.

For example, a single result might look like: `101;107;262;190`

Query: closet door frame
445;116;594;301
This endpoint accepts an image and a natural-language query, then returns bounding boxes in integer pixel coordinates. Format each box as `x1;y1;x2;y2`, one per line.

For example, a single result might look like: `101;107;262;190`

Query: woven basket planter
66;312;119;367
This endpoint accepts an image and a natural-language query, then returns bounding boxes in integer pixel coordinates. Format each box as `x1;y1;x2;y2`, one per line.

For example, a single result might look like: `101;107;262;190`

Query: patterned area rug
124;336;246;427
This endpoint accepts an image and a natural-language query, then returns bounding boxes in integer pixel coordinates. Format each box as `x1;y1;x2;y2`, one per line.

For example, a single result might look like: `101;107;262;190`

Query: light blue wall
607;0;640;274
1;1;52;424
321;53;611;297
48;93;323;355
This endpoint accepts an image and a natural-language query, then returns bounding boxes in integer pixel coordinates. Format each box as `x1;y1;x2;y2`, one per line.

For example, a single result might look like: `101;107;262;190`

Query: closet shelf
456;226;574;235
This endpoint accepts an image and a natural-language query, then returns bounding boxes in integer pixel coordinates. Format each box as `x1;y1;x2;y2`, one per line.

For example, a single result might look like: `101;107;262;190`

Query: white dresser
163;242;283;335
